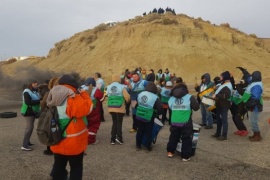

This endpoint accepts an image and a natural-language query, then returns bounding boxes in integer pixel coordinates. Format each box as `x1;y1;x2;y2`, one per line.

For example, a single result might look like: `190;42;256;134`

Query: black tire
0;112;17;118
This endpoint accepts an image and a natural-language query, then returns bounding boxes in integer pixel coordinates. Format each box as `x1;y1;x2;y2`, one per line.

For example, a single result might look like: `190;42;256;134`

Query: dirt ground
0;88;270;180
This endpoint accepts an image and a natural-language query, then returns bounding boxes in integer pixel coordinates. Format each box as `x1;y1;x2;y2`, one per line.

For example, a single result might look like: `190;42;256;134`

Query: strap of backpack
61;117;74;135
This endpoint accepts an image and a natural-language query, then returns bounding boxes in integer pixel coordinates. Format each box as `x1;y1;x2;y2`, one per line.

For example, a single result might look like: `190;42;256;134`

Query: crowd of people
19;66;263;179
143;7;176;16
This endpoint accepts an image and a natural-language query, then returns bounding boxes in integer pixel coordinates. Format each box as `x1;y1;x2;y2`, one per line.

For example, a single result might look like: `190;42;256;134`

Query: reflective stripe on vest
107;82;124;108
91;87;97;108
136;91;157;122
168;94;192;127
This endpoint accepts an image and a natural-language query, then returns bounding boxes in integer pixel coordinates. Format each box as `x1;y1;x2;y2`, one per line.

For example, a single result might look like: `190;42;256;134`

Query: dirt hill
1;13;270;96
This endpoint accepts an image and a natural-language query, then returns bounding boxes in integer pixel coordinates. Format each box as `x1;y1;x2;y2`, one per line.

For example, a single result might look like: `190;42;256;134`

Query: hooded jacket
107;74;130;114
195;73;215;99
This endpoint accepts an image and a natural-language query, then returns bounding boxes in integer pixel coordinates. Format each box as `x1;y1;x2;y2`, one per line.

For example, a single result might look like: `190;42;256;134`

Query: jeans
136;120;154;149
200;103;213;126
216;106;229;137
249;111;260;132
52;152;84;180
22;116;35;148
110;112;124;140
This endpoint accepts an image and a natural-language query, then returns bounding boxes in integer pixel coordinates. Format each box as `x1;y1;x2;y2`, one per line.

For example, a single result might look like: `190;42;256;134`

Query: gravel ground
0;89;270;180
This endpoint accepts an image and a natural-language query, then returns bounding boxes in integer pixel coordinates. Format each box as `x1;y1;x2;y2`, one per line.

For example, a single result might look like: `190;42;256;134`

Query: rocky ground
0;88;270;180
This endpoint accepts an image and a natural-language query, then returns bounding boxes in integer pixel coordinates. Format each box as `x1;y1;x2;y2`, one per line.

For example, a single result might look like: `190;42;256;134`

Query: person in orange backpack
47;74;93;180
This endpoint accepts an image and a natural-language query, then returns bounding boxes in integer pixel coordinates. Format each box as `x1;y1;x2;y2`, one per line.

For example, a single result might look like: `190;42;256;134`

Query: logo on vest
141;95;148;104
110;86;121;95
164;90;170;96
173;98;185;109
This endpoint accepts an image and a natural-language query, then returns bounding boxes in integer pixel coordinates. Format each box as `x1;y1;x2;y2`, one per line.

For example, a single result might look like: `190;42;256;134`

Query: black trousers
167;120;193;159
100;103;105;121
110;112;124;140
132;114;137;130
230;103;247;131
52;152;84;180
162;108;172;124
125;102;130;115
136;120;154;149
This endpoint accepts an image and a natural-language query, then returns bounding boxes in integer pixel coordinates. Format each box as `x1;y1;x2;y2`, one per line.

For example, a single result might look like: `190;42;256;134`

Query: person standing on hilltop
128;72;148;133
94;72;106;122
195;73;215;129
242;71;263;141
107;74;130;144
20;79;40;151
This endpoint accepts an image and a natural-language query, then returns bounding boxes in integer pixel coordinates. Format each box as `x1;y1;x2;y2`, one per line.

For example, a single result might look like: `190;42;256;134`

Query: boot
249;132;262;142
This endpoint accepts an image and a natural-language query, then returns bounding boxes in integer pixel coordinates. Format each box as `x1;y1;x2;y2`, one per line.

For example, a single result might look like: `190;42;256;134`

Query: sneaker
199;123;206;127
167;152;174;158
110;139;116;145
240;130;249;136
129;128;137;133
217;136;227;141
43;149;53;155
234;130;242;135
115;138;124;145
182;158;191;162
21;146;33;151
205;126;213;129
136;145;142;151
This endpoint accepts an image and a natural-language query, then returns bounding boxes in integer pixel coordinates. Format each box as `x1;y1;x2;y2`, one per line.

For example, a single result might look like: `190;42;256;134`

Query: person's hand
212;94;216;98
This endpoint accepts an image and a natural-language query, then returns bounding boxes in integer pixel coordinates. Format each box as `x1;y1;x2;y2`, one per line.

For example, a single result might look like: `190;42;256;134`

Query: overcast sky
0;0;269;60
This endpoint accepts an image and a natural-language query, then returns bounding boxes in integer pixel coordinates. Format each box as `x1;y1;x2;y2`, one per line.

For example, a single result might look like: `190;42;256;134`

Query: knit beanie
85;77;96;86
58;74;78;89
221;71;231;81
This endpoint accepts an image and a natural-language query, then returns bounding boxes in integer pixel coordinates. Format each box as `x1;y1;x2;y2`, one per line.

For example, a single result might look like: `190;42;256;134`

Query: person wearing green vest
163;68;171;82
212;71;233;141
242;71;263;141
107;74;130;145
20;80;41;151
135;82;162;152
159;81;173;125
167;83;199;161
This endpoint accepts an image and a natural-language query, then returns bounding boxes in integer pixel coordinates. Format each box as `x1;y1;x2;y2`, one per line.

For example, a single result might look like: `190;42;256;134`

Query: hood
251;71;262;82
145;82;157;94
171;83;188;98
48;77;59;90
202;73;211;84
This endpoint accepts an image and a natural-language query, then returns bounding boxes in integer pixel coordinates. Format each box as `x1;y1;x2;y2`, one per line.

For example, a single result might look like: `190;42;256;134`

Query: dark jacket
146;72;155;82
195;73;214;93
215;84;231;109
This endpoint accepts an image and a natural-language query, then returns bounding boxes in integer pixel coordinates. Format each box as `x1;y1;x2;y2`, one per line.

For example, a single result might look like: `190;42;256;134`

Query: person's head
141;68;146;75
174;77;183;85
165;68;169;73
145;82;157;94
85;77;96;87
213;76;221;85
158;69;162;74
149;69;154;74
27;79;38;90
220;71;231;84
201;73;211;84
94;72;102;80
170;83;188;98
58;74;78;91
165;81;173;88
251;71;262;82
159;78;165;86
132;73;140;82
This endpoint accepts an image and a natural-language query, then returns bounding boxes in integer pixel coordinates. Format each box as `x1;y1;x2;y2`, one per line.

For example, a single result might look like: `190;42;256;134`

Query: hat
165;81;173;87
58;74;78;89
221;71;231;81
85;77;96;86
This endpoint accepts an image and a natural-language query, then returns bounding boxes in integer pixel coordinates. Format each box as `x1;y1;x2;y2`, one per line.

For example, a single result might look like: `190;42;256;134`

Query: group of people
143;7;176;16
19;66;263;179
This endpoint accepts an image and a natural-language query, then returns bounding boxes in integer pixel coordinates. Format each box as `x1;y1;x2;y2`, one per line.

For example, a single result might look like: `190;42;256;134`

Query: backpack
36;106;72;146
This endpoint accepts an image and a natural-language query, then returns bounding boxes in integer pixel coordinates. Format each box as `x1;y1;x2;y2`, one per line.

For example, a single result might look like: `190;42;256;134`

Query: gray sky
0;0;269;60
